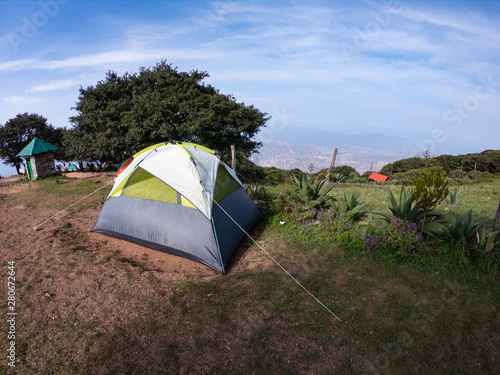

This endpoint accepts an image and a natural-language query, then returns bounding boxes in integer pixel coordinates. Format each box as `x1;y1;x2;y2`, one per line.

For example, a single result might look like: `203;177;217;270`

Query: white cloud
402;7;500;42
2;96;40;104
26;79;80;93
0;59;37;72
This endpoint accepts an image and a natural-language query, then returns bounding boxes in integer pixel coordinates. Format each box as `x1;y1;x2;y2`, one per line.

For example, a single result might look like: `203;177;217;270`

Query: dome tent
92;142;262;273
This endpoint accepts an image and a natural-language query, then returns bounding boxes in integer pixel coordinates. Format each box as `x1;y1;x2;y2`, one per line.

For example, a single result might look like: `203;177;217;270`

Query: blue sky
1;0;500;176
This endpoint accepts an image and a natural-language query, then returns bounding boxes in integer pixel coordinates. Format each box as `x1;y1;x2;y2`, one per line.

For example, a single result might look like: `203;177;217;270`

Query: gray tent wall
93;197;224;271
93;187;262;274
212;187;262;267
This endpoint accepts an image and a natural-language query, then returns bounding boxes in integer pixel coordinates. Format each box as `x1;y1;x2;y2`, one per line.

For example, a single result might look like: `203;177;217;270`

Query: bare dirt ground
1;172;271;277
0;173;276;373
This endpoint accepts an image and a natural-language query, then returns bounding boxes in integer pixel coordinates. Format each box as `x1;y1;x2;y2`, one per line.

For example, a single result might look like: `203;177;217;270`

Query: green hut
17;137;59;180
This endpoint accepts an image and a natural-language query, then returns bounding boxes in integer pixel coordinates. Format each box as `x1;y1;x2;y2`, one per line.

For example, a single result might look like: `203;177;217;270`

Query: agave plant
477;226;498;254
442;209;483;245
293;175;334;209
448;189;461;205
331;190;369;222
332;173;346;183
245;183;268;201
374;186;442;234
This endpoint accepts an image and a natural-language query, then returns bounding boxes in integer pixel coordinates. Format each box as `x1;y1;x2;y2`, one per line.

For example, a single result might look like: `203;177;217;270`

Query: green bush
263;167;304;185
295;207;354;244
480;171;495;182
411;166;449;233
271;189;297;214
448;169;467;179
357;218;431;260
391;167;428;185
466;170;481;181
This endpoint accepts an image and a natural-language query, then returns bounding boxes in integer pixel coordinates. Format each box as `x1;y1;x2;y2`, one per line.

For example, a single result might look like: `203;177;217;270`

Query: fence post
324;148;338;186
231;145;236;170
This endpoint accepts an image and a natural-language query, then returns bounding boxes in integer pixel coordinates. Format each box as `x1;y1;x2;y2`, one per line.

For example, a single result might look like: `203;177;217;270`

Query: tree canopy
0;113;63;174
380;150;500;175
64;61;269;165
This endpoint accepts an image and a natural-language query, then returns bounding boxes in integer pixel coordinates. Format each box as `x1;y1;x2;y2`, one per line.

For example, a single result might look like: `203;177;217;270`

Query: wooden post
231;145;236;170
423;149;430;168
324;148;338;186
493;200;500;230
362;163;373;202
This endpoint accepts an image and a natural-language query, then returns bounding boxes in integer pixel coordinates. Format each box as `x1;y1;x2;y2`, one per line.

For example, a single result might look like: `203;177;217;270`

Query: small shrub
293;207;356;245
411;166;449;232
263;167;304;185
391;168;428;185
466;170;481;181
271;189;297;215
358;218;430;260
480;171;495;182
448;169;467;179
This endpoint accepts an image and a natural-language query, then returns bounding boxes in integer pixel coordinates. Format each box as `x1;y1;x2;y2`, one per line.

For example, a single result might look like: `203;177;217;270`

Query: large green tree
65;61;268;166
0;113;63;174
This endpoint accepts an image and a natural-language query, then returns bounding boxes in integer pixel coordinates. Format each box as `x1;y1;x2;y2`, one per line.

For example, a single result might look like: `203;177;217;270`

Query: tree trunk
421;209;428;233
493;200;500;230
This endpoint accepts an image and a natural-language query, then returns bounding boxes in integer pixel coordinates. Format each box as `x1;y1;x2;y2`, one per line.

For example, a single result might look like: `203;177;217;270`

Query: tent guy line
212;199;346;324
33;179;114;231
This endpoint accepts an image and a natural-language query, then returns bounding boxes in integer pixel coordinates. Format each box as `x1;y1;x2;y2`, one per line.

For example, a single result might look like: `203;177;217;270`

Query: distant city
1;125;490;178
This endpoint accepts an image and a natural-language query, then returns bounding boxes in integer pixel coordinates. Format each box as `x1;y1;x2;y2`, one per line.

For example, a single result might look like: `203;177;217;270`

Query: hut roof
17;137;59;157
369;172;389;182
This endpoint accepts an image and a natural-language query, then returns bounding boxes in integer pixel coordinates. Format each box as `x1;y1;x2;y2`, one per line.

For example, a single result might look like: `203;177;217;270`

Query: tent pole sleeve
90;197;105;232
211;217;225;275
